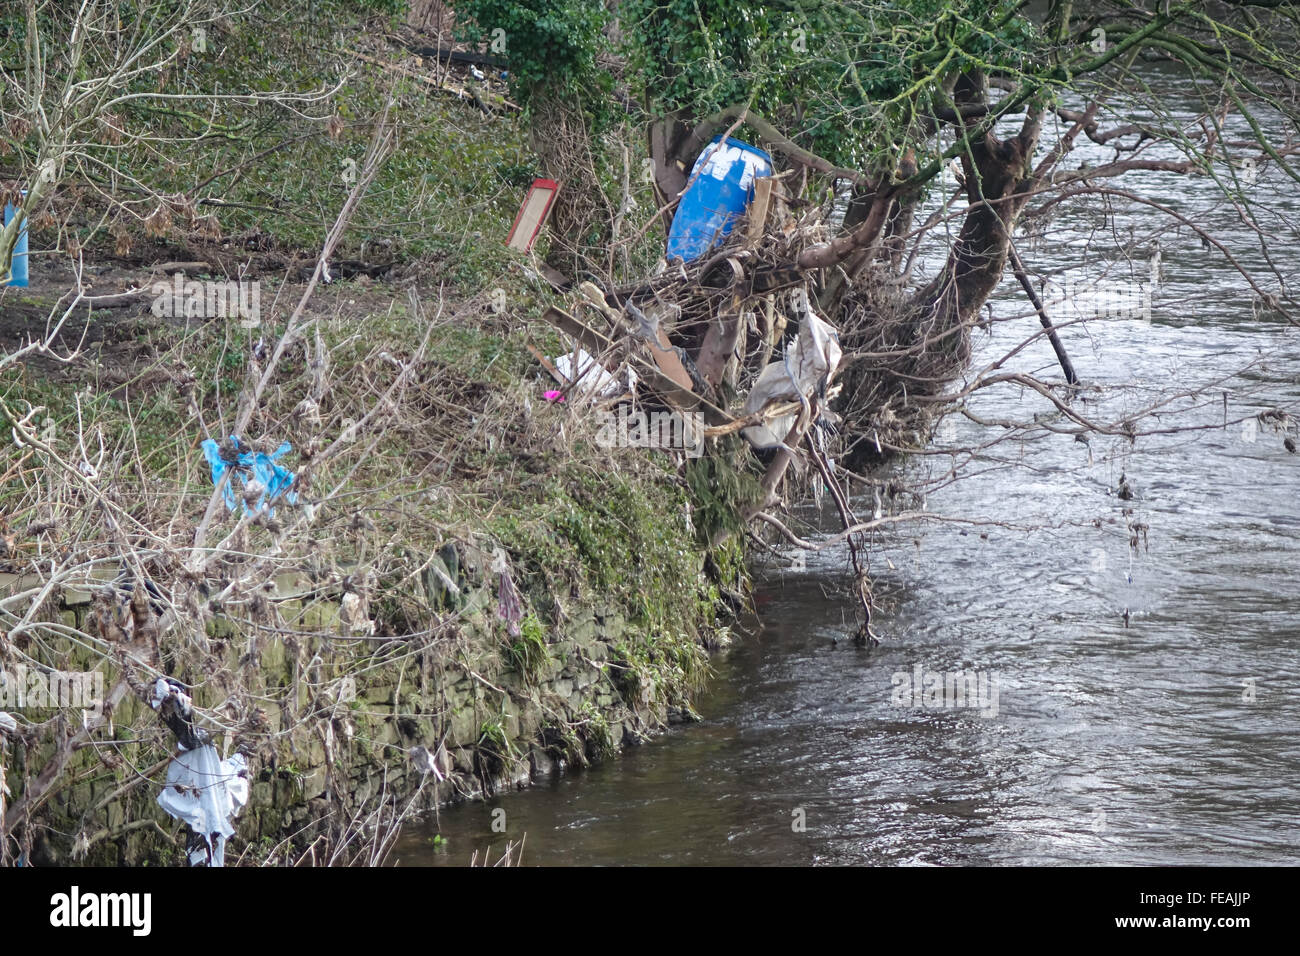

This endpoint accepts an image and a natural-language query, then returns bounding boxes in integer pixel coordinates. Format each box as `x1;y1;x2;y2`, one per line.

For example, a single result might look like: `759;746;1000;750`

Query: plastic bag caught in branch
156;748;249;867
742;288;842;450
200;435;298;516
149;677;249;867
492;547;523;638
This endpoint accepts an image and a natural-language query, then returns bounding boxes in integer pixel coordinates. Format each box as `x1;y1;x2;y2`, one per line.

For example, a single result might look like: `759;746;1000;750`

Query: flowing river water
396;68;1300;865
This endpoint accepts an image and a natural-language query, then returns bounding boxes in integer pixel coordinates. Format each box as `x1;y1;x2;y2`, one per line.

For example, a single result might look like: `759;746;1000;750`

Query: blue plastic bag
200;435;298;515
4;195;29;287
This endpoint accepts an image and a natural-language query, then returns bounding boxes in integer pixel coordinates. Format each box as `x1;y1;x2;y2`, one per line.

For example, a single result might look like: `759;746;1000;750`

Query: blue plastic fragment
200;435;298;515
4;195;29;287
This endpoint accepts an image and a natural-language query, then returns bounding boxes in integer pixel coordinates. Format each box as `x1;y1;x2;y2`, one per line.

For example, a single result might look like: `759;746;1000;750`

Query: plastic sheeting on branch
150;677;249;867
491;547;522;637
741;288;843;450
157;748;249;867
200;435;298;516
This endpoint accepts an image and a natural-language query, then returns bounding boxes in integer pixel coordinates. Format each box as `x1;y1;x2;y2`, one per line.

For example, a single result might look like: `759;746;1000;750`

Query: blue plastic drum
666;136;772;262
4;197;28;287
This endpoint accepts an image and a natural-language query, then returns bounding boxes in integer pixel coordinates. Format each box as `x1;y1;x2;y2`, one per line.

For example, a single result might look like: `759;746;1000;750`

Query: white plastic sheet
742;289;842;449
551;348;637;399
157;749;249;867
150;677;249;866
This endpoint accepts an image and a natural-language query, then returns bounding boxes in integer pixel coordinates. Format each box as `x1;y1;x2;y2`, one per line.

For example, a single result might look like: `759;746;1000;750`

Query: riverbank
0;261;749;865
0;3;770;864
391;295;1300;867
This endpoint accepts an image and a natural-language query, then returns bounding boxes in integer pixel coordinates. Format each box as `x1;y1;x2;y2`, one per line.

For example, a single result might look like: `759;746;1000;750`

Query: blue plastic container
666;136;772;262
4;196;28;287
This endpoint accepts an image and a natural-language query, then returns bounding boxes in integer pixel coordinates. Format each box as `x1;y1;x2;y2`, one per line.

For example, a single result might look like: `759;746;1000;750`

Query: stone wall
0;542;716;866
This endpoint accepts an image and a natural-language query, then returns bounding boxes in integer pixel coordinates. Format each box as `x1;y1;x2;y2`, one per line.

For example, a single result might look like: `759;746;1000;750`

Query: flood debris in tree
528;135;878;641
150;677;250;867
200;435;299;516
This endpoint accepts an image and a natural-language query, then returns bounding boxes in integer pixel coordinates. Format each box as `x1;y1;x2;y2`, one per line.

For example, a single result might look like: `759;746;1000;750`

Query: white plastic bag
742;289;842;449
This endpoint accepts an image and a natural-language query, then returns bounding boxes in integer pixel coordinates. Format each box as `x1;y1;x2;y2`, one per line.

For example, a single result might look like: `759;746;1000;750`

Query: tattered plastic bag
157;748;249;867
409;745;446;782
742;289;843;450
491;547;522;637
150;677;249;867
200;435;298;515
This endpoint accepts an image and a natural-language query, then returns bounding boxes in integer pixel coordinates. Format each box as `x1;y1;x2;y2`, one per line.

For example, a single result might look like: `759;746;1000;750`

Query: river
394;66;1300;866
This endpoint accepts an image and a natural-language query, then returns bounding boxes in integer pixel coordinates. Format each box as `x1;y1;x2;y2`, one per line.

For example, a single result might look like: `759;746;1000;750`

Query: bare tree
0;0;343;283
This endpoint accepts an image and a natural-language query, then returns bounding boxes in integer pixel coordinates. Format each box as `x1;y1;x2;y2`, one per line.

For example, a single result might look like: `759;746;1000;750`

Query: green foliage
575;701;614;761
609;625;707;712
497;469;699;624
684;437;762;544
504;612;550;683
455;0;613;113
353;0;408;12
622;0;1044;172
478;713;516;766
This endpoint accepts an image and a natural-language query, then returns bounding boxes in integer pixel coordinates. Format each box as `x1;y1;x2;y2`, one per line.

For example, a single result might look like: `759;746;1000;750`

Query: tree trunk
836;70;1042;471
909;73;1036;338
